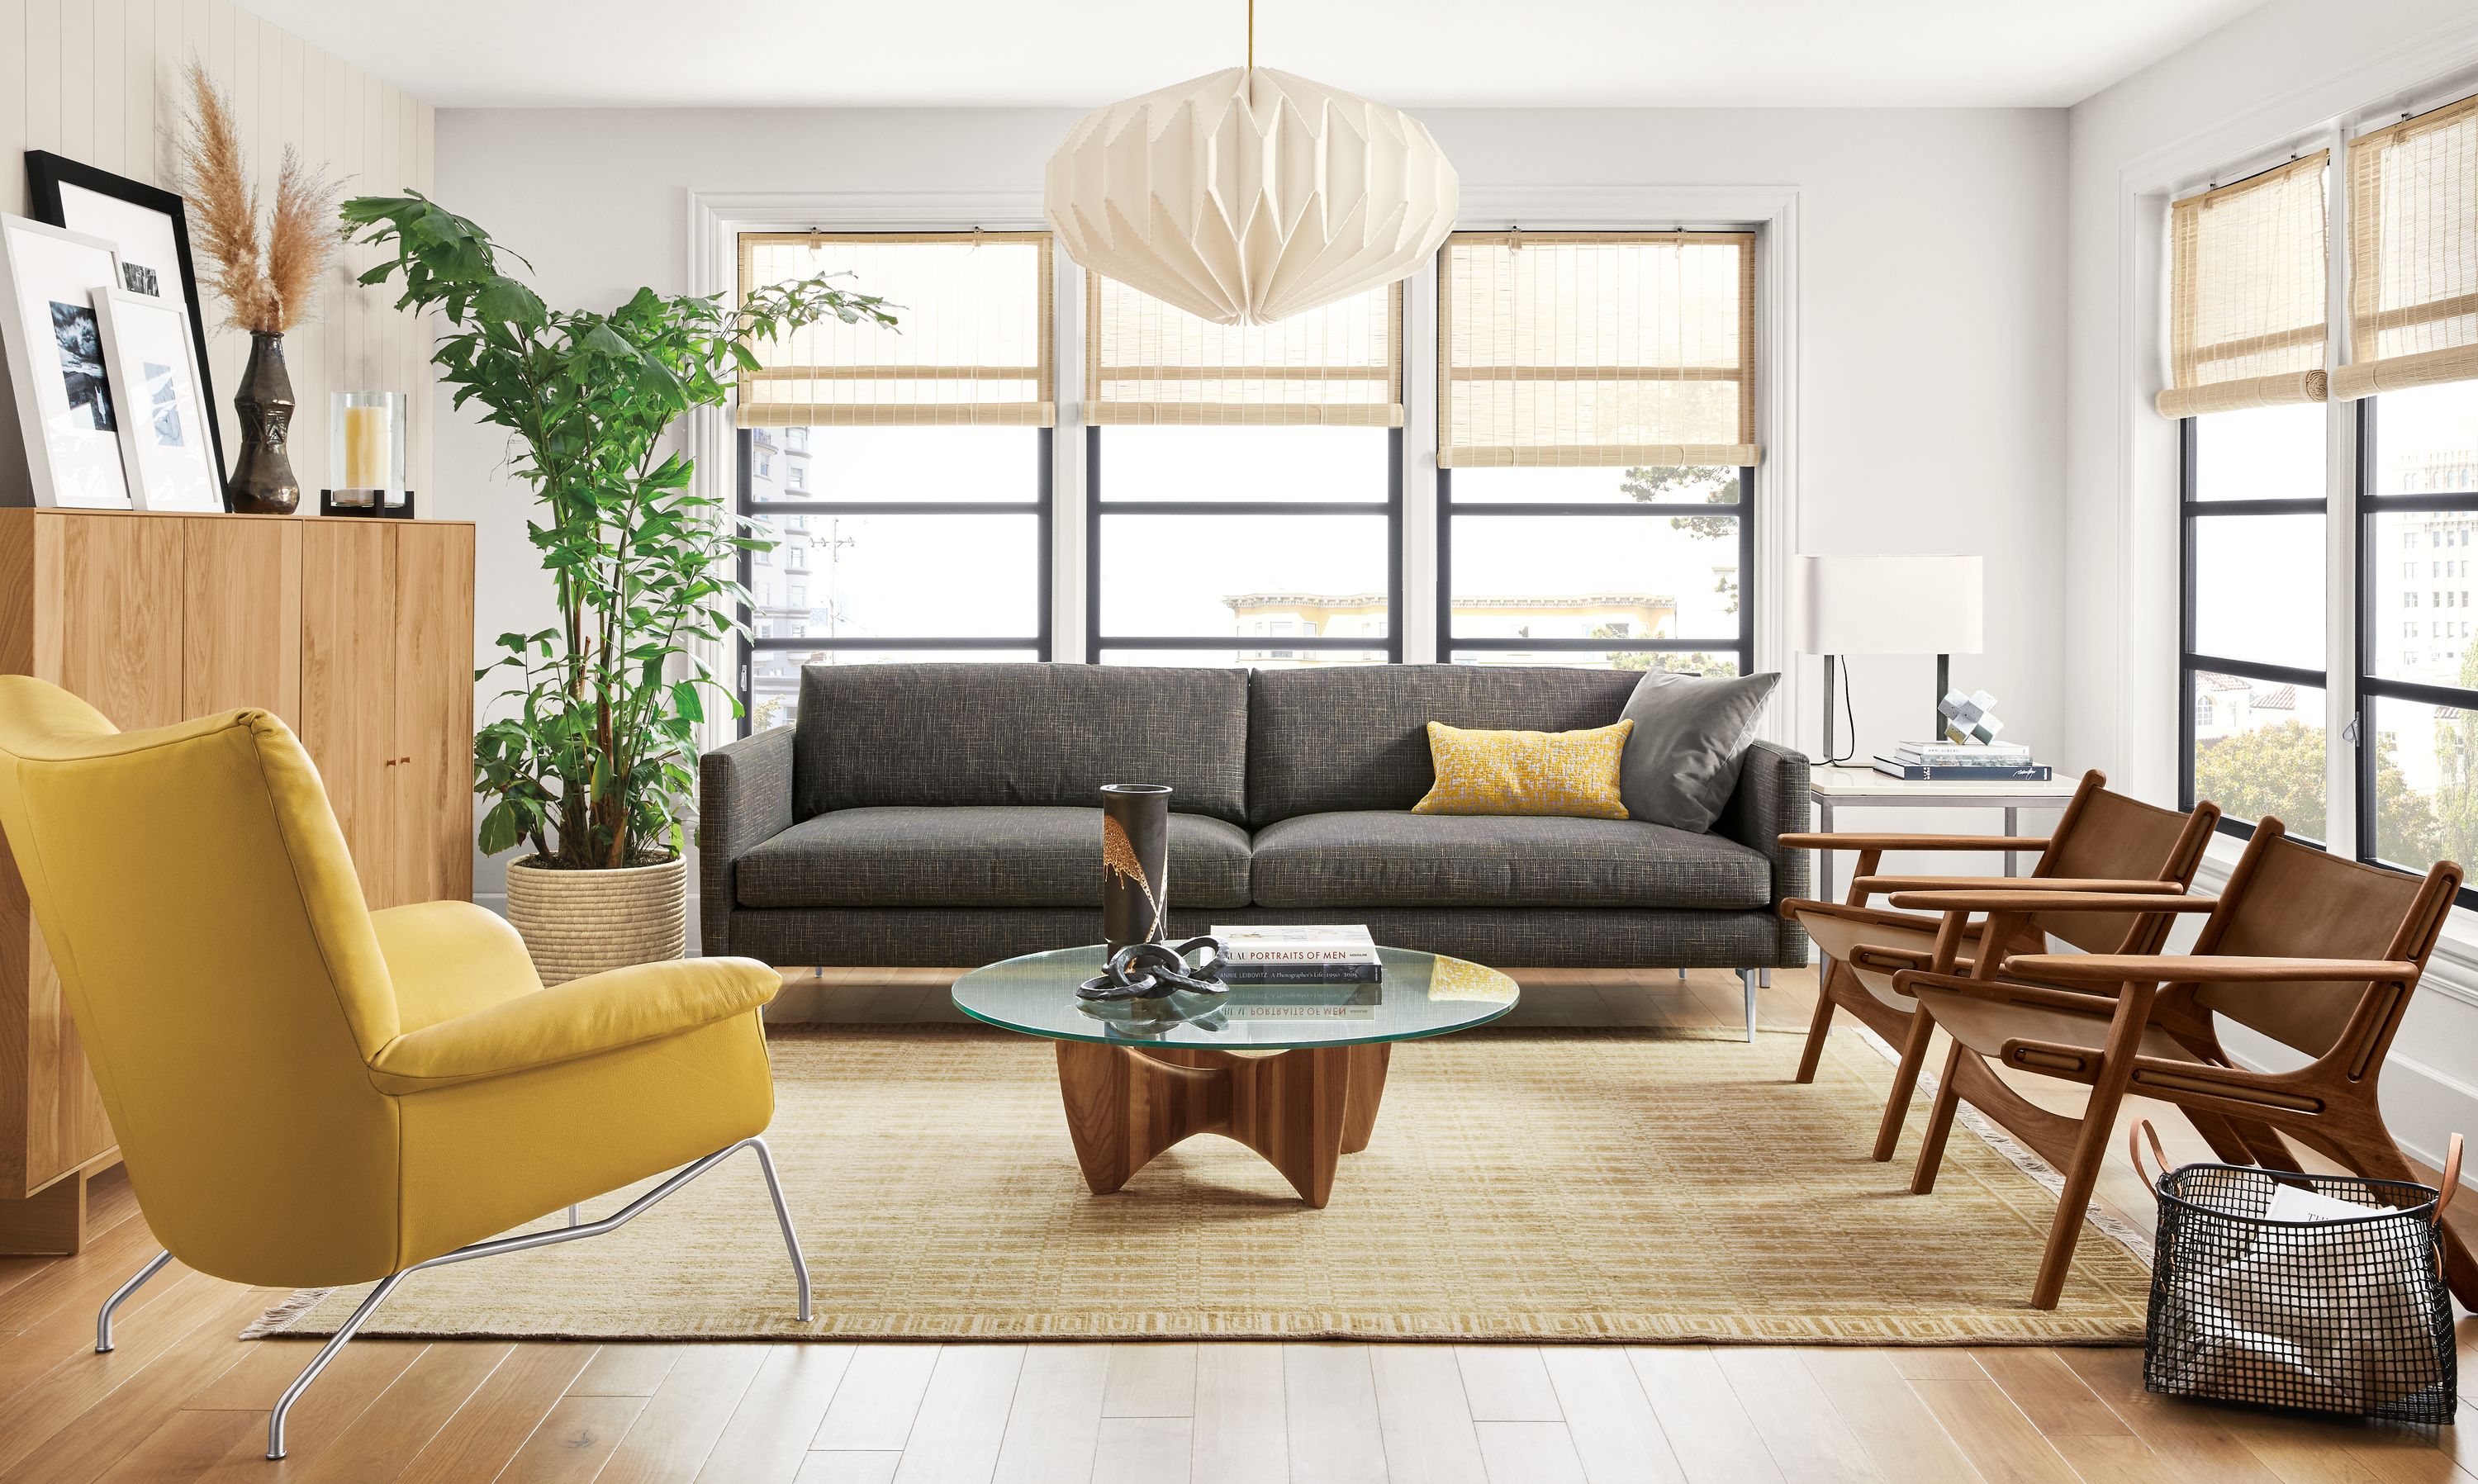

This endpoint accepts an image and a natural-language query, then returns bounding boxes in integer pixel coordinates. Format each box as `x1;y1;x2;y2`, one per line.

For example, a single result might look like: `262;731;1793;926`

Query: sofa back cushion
1247;665;1640;825
795;663;1250;824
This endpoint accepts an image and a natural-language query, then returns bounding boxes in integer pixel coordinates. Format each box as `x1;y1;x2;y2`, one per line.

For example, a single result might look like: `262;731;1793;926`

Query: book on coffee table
1211;924;1384;984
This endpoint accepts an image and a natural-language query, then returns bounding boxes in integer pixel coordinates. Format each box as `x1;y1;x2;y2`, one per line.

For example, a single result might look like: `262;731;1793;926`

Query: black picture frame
24;149;226;490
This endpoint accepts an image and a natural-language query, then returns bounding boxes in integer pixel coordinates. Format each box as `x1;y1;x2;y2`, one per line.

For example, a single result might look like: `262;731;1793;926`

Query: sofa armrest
1716;739;1811;966
698;725;796;958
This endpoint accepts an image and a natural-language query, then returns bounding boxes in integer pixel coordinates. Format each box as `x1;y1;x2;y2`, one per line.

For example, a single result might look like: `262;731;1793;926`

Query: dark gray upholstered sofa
700;662;1809;987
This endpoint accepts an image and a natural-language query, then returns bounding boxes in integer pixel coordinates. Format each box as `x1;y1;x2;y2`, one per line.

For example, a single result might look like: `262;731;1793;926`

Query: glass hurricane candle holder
323;390;410;517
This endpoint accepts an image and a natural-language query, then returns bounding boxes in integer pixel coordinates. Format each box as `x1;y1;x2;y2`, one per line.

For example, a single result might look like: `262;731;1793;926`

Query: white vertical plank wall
3;0;436;501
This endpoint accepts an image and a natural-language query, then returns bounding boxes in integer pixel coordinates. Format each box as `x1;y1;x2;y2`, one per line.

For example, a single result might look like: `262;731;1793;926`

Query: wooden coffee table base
1054;1042;1392;1208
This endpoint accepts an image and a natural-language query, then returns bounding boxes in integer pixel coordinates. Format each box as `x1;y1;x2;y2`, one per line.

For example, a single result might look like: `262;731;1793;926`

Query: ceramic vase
1100;783;1171;955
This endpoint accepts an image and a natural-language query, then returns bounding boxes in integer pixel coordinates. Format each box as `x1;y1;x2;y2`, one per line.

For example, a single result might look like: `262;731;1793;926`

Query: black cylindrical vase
1100;783;1171;955
227;332;301;514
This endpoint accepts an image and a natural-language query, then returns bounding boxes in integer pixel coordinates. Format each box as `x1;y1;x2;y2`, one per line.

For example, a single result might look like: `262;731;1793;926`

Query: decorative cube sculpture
1940;689;2006;746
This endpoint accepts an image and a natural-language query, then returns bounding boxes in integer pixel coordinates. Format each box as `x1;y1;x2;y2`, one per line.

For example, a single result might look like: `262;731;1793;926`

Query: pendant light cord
1247;0;1255;70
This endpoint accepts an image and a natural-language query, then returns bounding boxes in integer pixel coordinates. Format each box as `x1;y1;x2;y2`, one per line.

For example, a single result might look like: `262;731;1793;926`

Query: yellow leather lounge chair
0;678;806;1459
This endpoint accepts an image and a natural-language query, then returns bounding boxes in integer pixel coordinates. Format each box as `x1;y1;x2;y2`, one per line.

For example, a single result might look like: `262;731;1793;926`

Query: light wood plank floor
9;967;2476;1482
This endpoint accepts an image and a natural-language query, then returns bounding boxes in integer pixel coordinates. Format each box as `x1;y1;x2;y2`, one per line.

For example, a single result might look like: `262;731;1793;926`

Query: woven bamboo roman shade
736;233;1054;428
1437;231;1759;469
2335;97;2478;401
2156;154;2330;418
1085;275;1403;425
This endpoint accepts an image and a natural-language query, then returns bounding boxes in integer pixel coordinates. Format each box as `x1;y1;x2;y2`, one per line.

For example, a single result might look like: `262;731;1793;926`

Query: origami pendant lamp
1042;3;1460;327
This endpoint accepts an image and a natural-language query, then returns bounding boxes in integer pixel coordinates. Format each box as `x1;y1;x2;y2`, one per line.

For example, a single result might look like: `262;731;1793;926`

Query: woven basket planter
504;855;687;986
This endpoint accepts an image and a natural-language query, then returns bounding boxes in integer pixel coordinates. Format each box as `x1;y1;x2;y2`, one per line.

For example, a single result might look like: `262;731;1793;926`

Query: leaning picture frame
93;287;221;512
25;150;227;490
0;215;132;509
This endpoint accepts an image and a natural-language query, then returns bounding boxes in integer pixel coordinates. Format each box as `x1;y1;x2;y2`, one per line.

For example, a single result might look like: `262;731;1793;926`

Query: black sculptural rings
1076;936;1228;1002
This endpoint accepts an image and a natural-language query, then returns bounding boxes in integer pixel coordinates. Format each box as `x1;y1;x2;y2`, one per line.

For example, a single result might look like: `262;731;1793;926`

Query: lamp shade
1792;554;1984;655
1044;66;1460;328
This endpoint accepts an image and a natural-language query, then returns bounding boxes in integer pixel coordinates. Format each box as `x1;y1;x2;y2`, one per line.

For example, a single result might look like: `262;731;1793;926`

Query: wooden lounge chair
1779;771;2219;1160
1885;820;2471;1311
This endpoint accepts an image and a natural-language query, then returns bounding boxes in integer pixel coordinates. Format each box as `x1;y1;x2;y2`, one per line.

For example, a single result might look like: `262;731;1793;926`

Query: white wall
1;0;437;500
2063;0;2478;1173
434;104;2071;902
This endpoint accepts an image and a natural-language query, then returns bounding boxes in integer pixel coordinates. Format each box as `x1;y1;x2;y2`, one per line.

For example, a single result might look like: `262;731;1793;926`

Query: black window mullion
1089;425;1401;662
1440;466;1756;675
2357;396;2380;867
734;424;1048;735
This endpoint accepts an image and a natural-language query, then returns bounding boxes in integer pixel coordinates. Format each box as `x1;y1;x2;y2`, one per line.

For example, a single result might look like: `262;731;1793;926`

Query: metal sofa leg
1759;968;1771;989
95;1248;173;1353
1738;969;1758;1043
262;1134;811;1459
1678;967;1688;980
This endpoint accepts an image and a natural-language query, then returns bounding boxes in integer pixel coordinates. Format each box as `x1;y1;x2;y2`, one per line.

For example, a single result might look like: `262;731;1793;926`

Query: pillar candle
344;402;391;489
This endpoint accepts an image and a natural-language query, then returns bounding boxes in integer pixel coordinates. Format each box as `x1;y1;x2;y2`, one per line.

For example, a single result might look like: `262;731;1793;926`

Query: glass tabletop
950;945;1521;1050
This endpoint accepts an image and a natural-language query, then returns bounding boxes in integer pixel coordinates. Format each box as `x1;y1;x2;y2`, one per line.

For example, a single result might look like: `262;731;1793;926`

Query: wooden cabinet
0;510;475;1251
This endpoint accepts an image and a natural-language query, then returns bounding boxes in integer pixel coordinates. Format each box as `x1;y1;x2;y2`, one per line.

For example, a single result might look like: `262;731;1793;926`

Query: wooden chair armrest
1849;875;2169;898
1778;832;2052;852
1778;899;1942;932
1848;943;1955;976
1884;890;2215;914
2001;953;2420;986
1890;968;2123;1014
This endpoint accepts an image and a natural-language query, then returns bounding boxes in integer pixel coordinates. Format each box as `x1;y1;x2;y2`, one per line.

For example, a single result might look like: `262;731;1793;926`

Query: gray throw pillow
1616;671;1781;832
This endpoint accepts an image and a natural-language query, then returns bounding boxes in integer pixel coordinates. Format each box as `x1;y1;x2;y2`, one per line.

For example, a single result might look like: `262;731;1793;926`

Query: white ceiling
243;0;2268;111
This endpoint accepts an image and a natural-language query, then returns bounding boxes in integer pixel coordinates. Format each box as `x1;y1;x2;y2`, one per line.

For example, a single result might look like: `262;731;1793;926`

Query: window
2171;150;2333;842
734;233;1055;731
1084;274;1403;666
2179;405;2331;842
1436;232;1759;672
2174;90;2478;906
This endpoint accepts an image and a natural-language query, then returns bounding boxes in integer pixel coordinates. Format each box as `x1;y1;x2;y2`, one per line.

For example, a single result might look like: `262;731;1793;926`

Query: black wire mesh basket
2134;1121;2460;1424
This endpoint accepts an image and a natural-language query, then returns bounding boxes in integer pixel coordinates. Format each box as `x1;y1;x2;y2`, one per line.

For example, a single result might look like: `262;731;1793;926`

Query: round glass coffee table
952;945;1520;1208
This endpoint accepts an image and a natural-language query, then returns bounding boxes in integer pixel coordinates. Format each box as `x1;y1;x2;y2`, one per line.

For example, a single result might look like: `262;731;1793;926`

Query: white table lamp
1792;554;1985;761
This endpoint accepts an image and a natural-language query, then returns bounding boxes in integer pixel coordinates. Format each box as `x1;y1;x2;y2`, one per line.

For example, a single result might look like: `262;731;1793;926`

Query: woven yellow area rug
249;1024;2153;1345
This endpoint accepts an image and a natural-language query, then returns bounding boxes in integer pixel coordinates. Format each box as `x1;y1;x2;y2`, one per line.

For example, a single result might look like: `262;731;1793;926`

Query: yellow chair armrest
368;956;780;1093
373;900;546;1032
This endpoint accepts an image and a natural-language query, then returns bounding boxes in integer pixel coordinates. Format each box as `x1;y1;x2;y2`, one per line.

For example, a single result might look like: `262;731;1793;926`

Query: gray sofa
700;662;1810;993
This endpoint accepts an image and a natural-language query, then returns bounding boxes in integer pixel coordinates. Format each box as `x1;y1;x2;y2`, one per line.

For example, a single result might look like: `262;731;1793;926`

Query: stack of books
1873;740;2052;781
1210;924;1384;984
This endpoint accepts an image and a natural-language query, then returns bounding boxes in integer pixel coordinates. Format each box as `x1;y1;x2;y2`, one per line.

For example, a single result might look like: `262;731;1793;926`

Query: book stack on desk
1873;741;2053;781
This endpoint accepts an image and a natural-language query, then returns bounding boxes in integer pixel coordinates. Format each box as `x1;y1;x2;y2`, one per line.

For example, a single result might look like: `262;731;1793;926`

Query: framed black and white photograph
25;150;225;487
0;214;132;509
93;287;220;512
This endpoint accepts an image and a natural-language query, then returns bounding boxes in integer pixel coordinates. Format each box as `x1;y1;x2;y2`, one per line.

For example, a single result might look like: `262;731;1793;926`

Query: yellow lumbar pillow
1412;719;1635;820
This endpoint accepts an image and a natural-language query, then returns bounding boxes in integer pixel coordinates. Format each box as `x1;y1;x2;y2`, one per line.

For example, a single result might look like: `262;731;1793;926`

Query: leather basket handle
2437;1133;2464;1226
2128;1118;2171;1193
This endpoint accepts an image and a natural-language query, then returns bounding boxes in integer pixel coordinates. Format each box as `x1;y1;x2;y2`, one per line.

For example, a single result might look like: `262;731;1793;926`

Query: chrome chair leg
267;1272;406;1457
567;1204;580;1226
1738;969;1758;1043
95;1249;173;1353
745;1136;812;1323
261;1134;810;1459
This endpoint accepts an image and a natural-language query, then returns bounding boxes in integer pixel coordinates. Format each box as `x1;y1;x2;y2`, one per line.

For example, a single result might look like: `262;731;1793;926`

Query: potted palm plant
343;194;894;983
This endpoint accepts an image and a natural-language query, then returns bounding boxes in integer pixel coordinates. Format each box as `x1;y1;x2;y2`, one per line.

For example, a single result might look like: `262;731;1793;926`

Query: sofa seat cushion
1250;810;1771;910
735;806;1253;911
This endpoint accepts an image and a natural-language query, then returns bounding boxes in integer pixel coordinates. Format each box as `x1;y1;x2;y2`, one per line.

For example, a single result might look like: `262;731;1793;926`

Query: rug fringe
1852;1025;2156;1268
240;1283;335;1340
